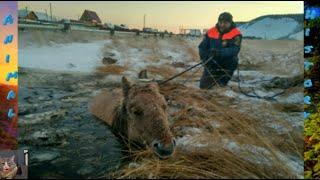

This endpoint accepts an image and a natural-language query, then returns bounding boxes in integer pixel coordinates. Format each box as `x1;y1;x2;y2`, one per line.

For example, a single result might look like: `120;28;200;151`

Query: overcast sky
19;1;303;32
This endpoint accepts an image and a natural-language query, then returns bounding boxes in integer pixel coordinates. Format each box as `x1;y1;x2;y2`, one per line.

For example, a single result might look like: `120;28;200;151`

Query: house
18;9;58;22
80;10;102;25
18;9;37;20
104;23;115;30
114;24;130;31
143;27;158;33
34;12;50;21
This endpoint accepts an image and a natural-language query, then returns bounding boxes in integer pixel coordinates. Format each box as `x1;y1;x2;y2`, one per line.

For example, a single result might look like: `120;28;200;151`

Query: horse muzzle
151;138;176;159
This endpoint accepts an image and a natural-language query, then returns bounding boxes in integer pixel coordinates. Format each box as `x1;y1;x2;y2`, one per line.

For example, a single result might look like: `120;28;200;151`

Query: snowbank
239;17;301;40
19;41;108;73
288;31;303;40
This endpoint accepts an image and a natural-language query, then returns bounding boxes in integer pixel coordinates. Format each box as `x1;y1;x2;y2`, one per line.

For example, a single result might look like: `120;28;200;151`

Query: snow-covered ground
289;30;303;40
19;41;107;73
239;15;303;40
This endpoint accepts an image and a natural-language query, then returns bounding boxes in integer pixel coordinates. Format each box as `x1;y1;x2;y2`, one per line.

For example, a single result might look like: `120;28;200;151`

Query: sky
18;1;303;33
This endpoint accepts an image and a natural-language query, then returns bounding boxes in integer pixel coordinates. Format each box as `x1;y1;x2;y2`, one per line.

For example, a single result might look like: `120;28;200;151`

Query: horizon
18;1;303;33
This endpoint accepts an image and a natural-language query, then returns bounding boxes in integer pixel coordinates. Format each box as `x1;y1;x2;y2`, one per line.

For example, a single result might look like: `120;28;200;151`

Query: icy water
18;70;124;179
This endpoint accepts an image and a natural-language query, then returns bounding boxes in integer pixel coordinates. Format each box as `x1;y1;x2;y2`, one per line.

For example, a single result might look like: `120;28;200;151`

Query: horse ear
122;76;132;97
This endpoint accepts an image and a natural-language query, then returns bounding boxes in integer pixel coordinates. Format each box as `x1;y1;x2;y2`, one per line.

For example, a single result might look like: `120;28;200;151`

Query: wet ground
18;68;124;178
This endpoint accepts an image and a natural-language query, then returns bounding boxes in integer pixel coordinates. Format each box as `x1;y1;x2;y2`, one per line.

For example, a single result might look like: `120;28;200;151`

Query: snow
175;135;208;149
222;138;273;166
210;121;221;128
276;152;304;179
101;74;123;84
225;90;237;98
237;70;276;81
182;127;202;134
239;17;300;40
280;92;303;104
19;41;107;73
288;30;303;41
175;135;195;148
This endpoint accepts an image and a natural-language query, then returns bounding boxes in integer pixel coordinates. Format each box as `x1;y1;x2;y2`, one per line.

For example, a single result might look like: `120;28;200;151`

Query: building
18;9;58;22
18;9;37;20
188;29;201;36
180;28;202;37
202;29;209;34
80;10;102;25
34;12;51;21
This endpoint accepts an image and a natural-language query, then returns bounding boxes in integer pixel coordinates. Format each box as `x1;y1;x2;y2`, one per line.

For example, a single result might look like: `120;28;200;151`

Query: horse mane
111;103;128;140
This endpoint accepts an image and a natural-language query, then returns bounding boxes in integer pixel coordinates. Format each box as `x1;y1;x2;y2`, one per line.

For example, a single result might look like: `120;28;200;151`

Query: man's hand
210;48;221;58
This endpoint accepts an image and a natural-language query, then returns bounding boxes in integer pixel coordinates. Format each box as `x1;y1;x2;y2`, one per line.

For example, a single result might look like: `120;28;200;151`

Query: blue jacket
199;25;242;69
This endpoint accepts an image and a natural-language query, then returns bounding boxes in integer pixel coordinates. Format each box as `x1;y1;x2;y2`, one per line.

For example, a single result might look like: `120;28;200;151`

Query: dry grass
95;65;126;75
272;103;303;112
147;65;177;79
111;147;295;179
186;46;199;61
171;38;200;62
108;83;302;179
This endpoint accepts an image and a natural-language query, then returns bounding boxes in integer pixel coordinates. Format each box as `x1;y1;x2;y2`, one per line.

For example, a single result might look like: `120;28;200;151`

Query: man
199;12;242;89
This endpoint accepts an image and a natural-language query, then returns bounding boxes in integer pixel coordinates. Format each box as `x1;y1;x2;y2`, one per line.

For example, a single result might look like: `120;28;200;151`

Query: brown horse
89;77;175;159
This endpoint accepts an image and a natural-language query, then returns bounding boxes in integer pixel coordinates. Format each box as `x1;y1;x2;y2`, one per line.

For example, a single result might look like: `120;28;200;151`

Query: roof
18;9;58;21
34;11;58;21
18;9;30;18
34;12;50;21
80;9;102;23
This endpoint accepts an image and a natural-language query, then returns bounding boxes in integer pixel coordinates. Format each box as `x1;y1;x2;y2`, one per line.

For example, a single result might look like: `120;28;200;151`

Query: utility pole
25;6;28;20
49;3;52;21
45;9;48;21
143;14;146;29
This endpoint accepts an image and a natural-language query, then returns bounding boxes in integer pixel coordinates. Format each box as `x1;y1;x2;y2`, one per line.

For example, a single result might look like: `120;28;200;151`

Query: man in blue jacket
199;12;242;89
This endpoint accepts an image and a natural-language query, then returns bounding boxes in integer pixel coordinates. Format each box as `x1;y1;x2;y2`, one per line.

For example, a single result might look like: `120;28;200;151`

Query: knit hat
218;12;233;23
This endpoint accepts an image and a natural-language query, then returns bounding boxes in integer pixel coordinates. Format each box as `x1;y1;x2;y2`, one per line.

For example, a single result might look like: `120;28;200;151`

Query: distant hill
235;21;248;27
235;14;303;40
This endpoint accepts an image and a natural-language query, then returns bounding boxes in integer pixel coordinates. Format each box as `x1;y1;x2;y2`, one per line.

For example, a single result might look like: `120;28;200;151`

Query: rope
236;68;285;101
206;57;286;101
159;54;286;101
158;55;216;85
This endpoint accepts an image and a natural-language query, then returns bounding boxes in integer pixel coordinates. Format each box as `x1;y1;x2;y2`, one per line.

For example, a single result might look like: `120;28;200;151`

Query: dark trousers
199;58;238;89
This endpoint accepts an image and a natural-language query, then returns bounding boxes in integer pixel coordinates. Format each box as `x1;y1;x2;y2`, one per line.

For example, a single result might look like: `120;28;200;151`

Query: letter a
3;14;13;25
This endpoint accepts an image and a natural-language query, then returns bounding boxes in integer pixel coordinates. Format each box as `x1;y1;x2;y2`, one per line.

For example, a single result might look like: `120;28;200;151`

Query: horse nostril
172;139;176;147
153;141;161;149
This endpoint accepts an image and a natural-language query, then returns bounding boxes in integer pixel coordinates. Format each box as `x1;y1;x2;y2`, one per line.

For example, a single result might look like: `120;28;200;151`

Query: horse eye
133;108;143;116
162;104;167;110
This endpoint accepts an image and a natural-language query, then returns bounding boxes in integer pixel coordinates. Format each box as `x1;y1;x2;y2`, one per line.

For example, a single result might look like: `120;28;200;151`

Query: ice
19;41;107;73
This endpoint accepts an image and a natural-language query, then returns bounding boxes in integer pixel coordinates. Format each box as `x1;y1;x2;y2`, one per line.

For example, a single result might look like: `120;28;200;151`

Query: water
18;85;124;179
